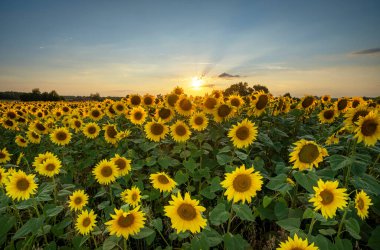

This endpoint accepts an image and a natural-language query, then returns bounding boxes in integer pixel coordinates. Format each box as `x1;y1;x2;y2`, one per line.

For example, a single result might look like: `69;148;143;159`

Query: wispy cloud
352;47;380;55
218;72;241;79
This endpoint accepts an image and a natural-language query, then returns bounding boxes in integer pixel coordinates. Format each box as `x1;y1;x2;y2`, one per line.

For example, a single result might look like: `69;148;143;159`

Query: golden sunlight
191;77;203;90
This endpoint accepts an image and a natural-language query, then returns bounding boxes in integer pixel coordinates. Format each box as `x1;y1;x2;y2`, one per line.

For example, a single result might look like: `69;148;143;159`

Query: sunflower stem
337;208;348;239
307;217;316;237
52;176;58;204
12;201;23;227
33;200;48;245
123;238;127;250
226;203;234;234
156;227;170;247
91;233;98;249
109;186;114;205
344;139;357;188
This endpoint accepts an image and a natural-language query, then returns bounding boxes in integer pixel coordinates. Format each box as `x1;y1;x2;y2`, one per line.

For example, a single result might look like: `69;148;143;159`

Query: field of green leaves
0;88;379;250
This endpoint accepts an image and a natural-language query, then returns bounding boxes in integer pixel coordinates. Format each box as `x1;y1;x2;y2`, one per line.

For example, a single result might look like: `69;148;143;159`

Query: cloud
352;47;380;55
218;72;241;79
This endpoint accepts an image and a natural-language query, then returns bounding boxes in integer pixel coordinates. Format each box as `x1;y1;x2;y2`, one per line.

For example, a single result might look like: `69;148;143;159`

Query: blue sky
0;0;379;96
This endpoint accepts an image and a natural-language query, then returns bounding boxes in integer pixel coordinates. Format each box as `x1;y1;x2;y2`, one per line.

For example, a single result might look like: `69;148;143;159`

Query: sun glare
191;77;203;90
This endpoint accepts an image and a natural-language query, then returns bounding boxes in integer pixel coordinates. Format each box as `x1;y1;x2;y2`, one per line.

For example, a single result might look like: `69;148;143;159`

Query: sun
191;77;203;90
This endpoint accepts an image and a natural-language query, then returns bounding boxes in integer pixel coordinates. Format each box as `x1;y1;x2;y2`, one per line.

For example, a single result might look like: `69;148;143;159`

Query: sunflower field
0;88;379;250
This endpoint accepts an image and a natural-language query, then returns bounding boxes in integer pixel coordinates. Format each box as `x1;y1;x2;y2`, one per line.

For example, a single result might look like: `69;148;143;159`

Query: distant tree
19;89;64;101
90;93;102;101
283;92;291;98
224;82;254;96
252;84;269;93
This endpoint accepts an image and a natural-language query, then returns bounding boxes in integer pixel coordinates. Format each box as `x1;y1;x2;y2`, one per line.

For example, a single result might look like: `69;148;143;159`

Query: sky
0;0;379;97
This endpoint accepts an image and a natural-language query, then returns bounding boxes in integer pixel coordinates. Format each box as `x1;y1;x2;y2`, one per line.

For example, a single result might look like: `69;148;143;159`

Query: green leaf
219;146;232;154
232;204;255;222
235;150;248;160
334;238;353;250
274;201;288;220
318;228;336;236
202;228;223;247
102;236;120;250
190;233;210;250
209;203;230;226
223;233;250;250
293;171;317;193
216;154;232;166
328;155;352;171
345;218;361;240
184;158;197;172
174;171;188;185
0;216;16;245
266;174;292;193
302;208;314;219
276;218;300;233
151;218;163;232
46;206;64;217
263;196;273;208
132;227;155;239
13;217;44;240
368;225;380;250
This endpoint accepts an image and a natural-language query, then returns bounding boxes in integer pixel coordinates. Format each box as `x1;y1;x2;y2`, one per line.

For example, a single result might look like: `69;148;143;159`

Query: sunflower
299;95;315;110
36;157;62;177
213;103;235;123
228;94;244;109
103;124;119;144
175;96;194;116
321;95;331;104
75;209;97;235
142;94;155;106
26;130;41;144
128;94;142;106
30;121;49;134
82;122;100;139
335;97;350;113
129;106;147;125
111;154;131;176
105;207;146;239
228;119;258;148
318;108;337;124
106;103;117;118
89;108;104;121
50;127;72;146
70;118;83;132
355;190;372;220
113;101;126;115
69;190;89;211
344;106;370;131
251;92;270;116
189;112;208;131
354;111;380;146
0;148;12;164
277;234;319;250
150;172;177;192
289;139;328;171
92;159;118;185
202;95;219;114
155;106;174;122
144;120;169;142
0;167;8;185
325;134;339;145
32;151;57;168
15;135;28;148
165;93;180;108
309;179;348;219
351;97;365;108
121;186;141;207
5;170;38;201
221;165;263;203
164;192;207;233
170;120;192;142
172;86;184;95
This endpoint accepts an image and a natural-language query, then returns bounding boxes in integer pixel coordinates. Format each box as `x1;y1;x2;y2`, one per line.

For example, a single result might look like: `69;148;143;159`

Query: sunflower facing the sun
164;192;207;233
105;207;146;239
289;139;328;171
170;120;192;142
189;112;208;131
309;179;348;219
277;234;319;250
5;170;38;201
121;186;141;207
92;159;118;185
68;190;89;211
354;111;380;146
355;190;372;220
144;120;169;142
75;209;97;235
150;172;177;192
50;127;72;146
221;165;263;203
0;147;12;164
228;118;258;148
